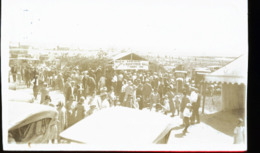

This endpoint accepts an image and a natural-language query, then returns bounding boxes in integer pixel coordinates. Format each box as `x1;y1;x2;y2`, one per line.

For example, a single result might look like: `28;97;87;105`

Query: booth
107;52;149;71
202;55;247;112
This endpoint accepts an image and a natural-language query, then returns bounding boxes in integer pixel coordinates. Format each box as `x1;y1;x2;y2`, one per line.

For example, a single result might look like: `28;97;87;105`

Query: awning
204;55;247;85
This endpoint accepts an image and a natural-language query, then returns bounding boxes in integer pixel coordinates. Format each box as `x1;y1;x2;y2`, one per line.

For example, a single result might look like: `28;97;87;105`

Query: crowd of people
9;61;204;143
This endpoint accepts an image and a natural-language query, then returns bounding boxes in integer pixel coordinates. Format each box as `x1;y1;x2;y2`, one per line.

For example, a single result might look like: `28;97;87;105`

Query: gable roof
110;52;148;61
204;54;248;85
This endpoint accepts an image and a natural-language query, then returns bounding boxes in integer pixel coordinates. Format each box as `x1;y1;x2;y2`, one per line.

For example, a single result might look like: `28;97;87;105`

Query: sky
2;0;248;56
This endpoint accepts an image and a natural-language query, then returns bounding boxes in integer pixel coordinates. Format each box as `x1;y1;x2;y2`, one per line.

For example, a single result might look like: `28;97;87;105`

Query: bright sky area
3;0;248;56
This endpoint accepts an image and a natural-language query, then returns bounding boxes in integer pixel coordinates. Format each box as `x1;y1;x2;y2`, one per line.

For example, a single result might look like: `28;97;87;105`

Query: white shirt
190;91;198;103
112;75;117;82
121;84;128;92
183;108;192;118
101;99;110;109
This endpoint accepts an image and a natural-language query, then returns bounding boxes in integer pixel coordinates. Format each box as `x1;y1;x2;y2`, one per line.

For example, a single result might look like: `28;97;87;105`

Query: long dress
234;126;244;144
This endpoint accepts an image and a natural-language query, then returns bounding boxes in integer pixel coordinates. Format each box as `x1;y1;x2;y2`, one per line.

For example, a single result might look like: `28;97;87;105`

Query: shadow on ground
200;109;244;136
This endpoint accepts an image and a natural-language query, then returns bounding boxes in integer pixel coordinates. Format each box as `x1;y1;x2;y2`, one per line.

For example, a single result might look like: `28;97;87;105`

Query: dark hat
56;101;63;107
45;95;51;101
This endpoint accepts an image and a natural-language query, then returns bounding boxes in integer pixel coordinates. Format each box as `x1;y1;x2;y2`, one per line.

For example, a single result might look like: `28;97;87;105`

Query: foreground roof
60;107;175;144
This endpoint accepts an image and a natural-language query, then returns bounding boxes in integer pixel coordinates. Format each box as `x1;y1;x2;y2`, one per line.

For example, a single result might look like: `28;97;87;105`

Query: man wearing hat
166;85;175;117
190;88;201;124
74;96;86;123
33;75;39;100
87;75;96;96
40;82;49;104
124;81;134;104
142;79;152;108
56;101;67;143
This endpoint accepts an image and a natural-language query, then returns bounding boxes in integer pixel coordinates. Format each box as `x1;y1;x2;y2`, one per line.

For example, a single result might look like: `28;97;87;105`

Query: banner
113;60;149;70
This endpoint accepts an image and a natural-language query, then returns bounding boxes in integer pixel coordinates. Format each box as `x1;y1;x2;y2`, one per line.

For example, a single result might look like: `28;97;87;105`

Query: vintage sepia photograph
2;0;248;151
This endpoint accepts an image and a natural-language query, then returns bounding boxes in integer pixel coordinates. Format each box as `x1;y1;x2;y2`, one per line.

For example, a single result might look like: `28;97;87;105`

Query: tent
203;55;248;111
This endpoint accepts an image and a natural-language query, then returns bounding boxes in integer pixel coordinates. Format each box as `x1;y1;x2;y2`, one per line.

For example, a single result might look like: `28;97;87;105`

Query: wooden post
202;82;206;114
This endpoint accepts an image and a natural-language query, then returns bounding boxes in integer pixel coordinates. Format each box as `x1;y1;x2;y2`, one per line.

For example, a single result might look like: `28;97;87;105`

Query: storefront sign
113;60;149;70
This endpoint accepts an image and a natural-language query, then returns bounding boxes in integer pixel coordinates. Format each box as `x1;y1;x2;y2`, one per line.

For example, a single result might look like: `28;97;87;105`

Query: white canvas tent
203;55;247;110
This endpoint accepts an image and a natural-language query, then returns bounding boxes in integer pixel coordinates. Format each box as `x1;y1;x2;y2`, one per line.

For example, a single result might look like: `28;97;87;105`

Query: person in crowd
98;75;106;94
116;72;123;96
48;114;59;144
33;75;39;100
74;83;80;102
56;101;67;143
149;88;160;110
133;97;140;109
119;80;127;105
85;104;97;117
40;83;49;104
158;80;165;104
111;72;118;91
136;82;143;106
166;85;175;117
17;67;22;84
57;73;64;91
142;79;152;108
161;94;171;115
190;88;201;124
43;95;52;105
124;81;134;104
180;91;190;120
184;83;191;95
88;75;96;96
234;118;245;144
82;74;89;98
108;87;116;106
174;95;181;116
182;103;192;135
67;95;76;128
65;80;75;104
87;91;99;110
105;73;113;92
76;84;84;102
11;64;17;83
74;96;86;123
99;88;110;109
